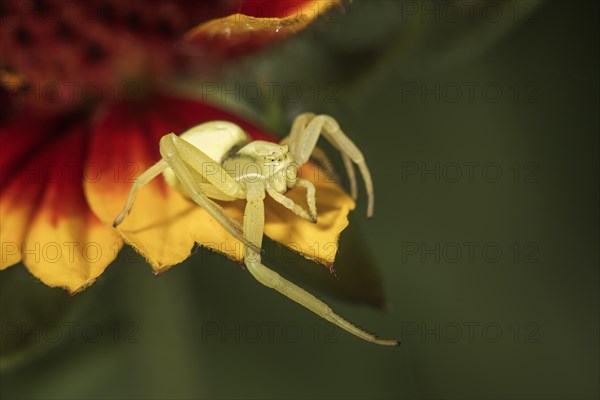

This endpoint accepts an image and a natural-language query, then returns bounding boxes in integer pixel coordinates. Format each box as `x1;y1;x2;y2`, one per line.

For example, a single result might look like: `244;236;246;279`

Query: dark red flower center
0;0;225;113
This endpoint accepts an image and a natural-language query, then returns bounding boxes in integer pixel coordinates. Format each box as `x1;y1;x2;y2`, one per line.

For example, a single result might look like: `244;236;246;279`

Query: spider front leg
158;134;262;255
308;146;342;184
242;183;398;346
285;113;374;217
285;115;355;199
265;178;317;223
113;159;169;227
294;178;317;221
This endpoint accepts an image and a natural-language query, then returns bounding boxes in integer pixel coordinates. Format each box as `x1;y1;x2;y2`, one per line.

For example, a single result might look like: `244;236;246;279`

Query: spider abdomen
163;121;249;195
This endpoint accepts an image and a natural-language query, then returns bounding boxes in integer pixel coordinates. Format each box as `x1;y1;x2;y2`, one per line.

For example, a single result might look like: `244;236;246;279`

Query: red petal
182;0;343;59
1;112;121;292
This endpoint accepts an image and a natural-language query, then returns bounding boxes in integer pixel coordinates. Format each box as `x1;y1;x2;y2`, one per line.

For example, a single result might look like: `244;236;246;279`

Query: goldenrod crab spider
113;112;398;346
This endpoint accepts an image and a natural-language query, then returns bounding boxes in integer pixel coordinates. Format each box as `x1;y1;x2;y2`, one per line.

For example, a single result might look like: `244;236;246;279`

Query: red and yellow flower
1;0;353;293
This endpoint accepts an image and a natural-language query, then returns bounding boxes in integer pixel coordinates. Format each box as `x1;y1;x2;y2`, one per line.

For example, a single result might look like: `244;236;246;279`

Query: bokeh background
1;1;598;399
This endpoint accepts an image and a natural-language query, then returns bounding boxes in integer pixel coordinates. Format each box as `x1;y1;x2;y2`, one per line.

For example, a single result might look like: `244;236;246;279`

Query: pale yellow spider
113;112;398;346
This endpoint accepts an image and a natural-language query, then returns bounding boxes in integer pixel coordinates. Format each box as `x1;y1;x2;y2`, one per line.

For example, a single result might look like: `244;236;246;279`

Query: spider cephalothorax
114;113;397;346
223;142;295;195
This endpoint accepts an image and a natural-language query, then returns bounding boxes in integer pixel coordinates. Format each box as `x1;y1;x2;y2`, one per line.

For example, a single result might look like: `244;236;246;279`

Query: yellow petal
108;162;354;273
0;183;41;269
267;164;356;267
1;116;47;270
84;107;201;271
24;210;122;294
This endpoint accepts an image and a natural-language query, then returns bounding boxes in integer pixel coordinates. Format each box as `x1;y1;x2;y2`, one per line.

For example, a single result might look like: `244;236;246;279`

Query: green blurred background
1;1;598;398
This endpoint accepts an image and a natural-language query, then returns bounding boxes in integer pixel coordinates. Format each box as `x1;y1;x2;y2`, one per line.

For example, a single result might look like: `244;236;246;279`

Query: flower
1;0;353;294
